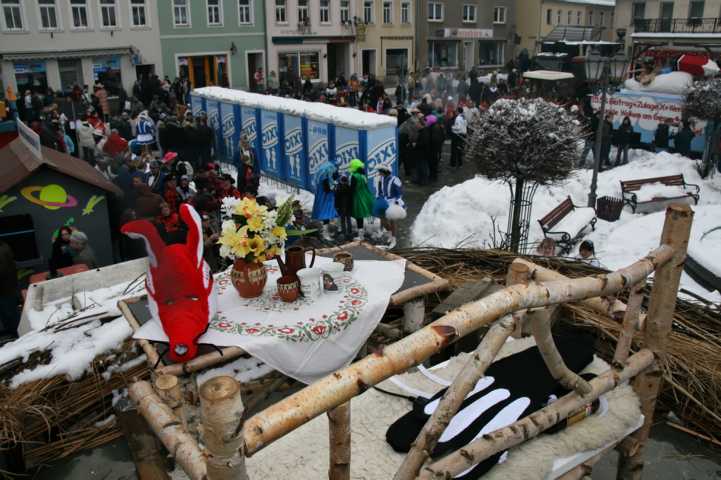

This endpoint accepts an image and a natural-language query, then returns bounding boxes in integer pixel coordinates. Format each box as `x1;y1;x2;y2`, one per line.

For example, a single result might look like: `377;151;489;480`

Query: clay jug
277;245;315;279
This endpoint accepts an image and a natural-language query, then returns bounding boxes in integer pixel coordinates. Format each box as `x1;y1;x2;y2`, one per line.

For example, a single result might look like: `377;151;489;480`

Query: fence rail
634;17;721;33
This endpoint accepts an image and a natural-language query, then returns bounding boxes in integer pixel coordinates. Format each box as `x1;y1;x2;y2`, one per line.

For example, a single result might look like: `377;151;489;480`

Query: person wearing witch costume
311;159;339;241
349;159;375;240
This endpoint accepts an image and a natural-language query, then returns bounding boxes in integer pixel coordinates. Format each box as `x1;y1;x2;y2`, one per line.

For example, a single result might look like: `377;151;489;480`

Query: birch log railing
126;204;693;480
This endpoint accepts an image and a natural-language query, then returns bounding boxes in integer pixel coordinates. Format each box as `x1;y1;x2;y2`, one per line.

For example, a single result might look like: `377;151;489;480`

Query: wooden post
155;374;186;429
199;376;249;480
612;280;645;367
128;381;207;480
506;261;529;338
327;401;351;480
118;300;162;369
418;349;655;479
617;204;693;480
403;299;425;334
394;315;515;480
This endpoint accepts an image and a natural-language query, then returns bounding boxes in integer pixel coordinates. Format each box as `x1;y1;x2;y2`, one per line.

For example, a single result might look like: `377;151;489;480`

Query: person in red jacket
163;176;180;212
103;129;128;158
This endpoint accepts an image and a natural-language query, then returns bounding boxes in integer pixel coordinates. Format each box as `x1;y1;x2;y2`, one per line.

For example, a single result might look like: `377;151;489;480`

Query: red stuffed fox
121;204;215;362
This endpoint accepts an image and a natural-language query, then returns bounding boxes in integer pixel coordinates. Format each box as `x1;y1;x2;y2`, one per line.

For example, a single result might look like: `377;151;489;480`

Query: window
99;0;118;28
401;1;410;23
0;215;40;263
689;0;704;19
70;0;89;28
463;4;477;23
173;0;190;26
494;6;506;23
428;1;443;21
364;0;373;23
276;0;286;22
546;8;552;24
428;40;458;67
38;0;59;30
278;51;320;84
479;40;504;65
130;0;147;27
207;0;222;25
577;10;581;24
588;11;593;25
238;0;252;24
567;10;572;24
632;2;645;22
383;1;392;23
600;10;604;25
298;0;309;23
320;0;330;23
340;0;350;22
1;0;23;30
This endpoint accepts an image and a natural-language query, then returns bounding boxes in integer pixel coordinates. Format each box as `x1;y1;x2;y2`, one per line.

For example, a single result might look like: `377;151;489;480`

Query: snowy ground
410;150;721;303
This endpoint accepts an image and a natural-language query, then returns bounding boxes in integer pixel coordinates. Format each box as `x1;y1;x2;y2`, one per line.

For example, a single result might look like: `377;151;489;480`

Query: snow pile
633;182;689;203
410;149;721;302
623;71;694;95
688;207;721;279
195;356;274;386
193;87;397;130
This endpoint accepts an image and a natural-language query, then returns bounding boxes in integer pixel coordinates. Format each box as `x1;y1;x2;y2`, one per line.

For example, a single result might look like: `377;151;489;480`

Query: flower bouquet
219;196;294;298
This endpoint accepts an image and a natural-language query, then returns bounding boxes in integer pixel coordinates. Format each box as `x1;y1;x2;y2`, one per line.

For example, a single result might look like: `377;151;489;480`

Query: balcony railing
633;17;721;33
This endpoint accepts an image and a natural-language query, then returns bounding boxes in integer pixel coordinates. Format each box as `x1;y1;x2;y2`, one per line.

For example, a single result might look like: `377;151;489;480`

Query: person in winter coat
399;111;422;177
94;84;110;121
76;118;96;163
334;174;354;241
135;110;156;154
146;160;167;194
49;226;74;276
373;165;405;248
195;114;214;168
673;121;696;157
69;231;97;269
428;115;445;182
311;160;339;241
414;116;432;185
103;129;129;158
237;136;258;194
349;159;375;240
580;110;599;167
176;175;196;202
614;116;634;166
600;114;613;167
450;107;468;168
654;118;671;152
134;183;164;219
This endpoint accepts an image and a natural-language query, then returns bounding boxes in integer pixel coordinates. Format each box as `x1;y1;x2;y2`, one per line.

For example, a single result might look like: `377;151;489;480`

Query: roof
554;0;615;6
0;138;122;195
543;26;605;43
523;70;576;81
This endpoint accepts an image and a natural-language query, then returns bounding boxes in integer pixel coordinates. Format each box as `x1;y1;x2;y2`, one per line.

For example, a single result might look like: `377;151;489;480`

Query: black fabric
385;331;595;479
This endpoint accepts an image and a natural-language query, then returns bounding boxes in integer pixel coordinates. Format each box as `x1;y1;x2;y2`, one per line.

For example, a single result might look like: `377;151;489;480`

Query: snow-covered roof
192;87;398;130
523;70;575;81
555;0;615;7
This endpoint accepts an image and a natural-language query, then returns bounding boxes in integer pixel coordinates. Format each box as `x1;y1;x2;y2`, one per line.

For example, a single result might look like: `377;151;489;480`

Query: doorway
247;51;264;92
178;55;229;89
135;64;155;82
362;50;376;77
327;43;349;81
463;41;474;71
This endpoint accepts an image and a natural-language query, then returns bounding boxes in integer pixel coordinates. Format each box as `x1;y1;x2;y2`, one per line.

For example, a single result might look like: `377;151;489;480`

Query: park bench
620;174;700;214
538;196;597;255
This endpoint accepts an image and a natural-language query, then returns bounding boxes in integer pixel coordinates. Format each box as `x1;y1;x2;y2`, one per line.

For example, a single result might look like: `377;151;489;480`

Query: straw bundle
395;248;721;442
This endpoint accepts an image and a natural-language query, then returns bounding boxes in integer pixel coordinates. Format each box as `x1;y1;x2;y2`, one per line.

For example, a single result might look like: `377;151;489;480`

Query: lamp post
585;48;628;208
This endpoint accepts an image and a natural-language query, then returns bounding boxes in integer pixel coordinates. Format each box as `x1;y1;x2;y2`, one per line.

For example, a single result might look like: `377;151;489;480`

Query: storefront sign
442;28;493;39
92;56;121;79
14;62;46;74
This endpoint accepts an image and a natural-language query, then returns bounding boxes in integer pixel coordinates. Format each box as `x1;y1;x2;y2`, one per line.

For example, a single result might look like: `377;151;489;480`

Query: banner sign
191;92;398;191
17;119;43;160
591;90;706;152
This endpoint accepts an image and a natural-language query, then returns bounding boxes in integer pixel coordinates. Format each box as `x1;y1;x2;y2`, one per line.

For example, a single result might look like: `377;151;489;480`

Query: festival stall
189;87;399;191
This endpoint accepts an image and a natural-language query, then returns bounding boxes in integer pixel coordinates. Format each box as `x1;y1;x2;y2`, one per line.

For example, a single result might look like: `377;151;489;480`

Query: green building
158;0;266;90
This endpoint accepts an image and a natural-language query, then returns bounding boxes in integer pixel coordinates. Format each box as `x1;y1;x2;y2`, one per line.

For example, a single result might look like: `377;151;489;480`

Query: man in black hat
577;240;601;268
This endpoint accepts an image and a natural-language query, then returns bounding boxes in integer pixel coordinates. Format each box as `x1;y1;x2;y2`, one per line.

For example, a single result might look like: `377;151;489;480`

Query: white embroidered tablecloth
134;255;406;384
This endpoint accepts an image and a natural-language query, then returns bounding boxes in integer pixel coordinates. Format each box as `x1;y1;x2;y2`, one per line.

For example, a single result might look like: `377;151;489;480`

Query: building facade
415;0;517;73
614;0;721;54
515;0;616;53
158;0;266;91
0;0;161;95
264;0;356;85
353;0;415;84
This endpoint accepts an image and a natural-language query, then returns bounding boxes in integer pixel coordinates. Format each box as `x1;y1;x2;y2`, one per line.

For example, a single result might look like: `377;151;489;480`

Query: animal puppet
121;203;215;362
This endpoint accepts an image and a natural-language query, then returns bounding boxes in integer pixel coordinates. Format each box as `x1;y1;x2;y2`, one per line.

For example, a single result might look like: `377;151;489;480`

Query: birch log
393;315;515;480
157;347;246;377
528;308;592;395
403;299;426;334
199;376;249;480
155;374;186;429
617;204;693;480
242;246;673;455
418;349;655;479
327;402;351;480
128;381;207;480
505;261;529;338
612;281;645;367
118;300;161;369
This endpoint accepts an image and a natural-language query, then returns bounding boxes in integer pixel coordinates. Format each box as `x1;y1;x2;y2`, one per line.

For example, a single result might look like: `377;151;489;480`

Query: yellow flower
247;215;264;232
247;236;266;257
271;226;287;241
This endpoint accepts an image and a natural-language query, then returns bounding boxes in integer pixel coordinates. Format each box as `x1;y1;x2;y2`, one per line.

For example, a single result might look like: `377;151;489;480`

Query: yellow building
352;0;415;83
516;0;616;53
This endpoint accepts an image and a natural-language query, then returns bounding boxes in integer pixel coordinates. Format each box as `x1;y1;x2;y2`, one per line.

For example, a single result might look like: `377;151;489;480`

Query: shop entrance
178;55;229;89
135;64;155;82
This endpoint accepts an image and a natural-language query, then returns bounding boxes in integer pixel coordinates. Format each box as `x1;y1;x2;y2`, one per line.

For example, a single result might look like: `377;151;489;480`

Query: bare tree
685;78;721;177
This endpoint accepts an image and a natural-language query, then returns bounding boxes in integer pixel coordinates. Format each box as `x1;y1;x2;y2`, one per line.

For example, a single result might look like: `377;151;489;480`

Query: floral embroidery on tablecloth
209;273;368;342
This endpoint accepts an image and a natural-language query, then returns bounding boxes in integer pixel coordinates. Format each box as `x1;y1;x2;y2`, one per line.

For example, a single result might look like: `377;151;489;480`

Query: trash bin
596;196;624;222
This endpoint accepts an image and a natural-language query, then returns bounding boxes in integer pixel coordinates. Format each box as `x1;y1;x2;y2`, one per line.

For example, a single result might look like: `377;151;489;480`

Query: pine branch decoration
465;98;582;185
685;78;721;121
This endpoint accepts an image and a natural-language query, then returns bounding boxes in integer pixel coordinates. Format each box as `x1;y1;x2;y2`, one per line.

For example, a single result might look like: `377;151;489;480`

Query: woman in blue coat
311;159;338;241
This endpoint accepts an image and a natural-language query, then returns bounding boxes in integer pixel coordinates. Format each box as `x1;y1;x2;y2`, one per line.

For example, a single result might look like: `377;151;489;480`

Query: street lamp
585;47;628;208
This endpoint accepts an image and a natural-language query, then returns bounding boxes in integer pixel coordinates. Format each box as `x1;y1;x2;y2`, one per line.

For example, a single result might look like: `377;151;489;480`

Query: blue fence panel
284;114;306;188
260;109;281;178
307;120;329;187
334;127;360;173
206;99;224;161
